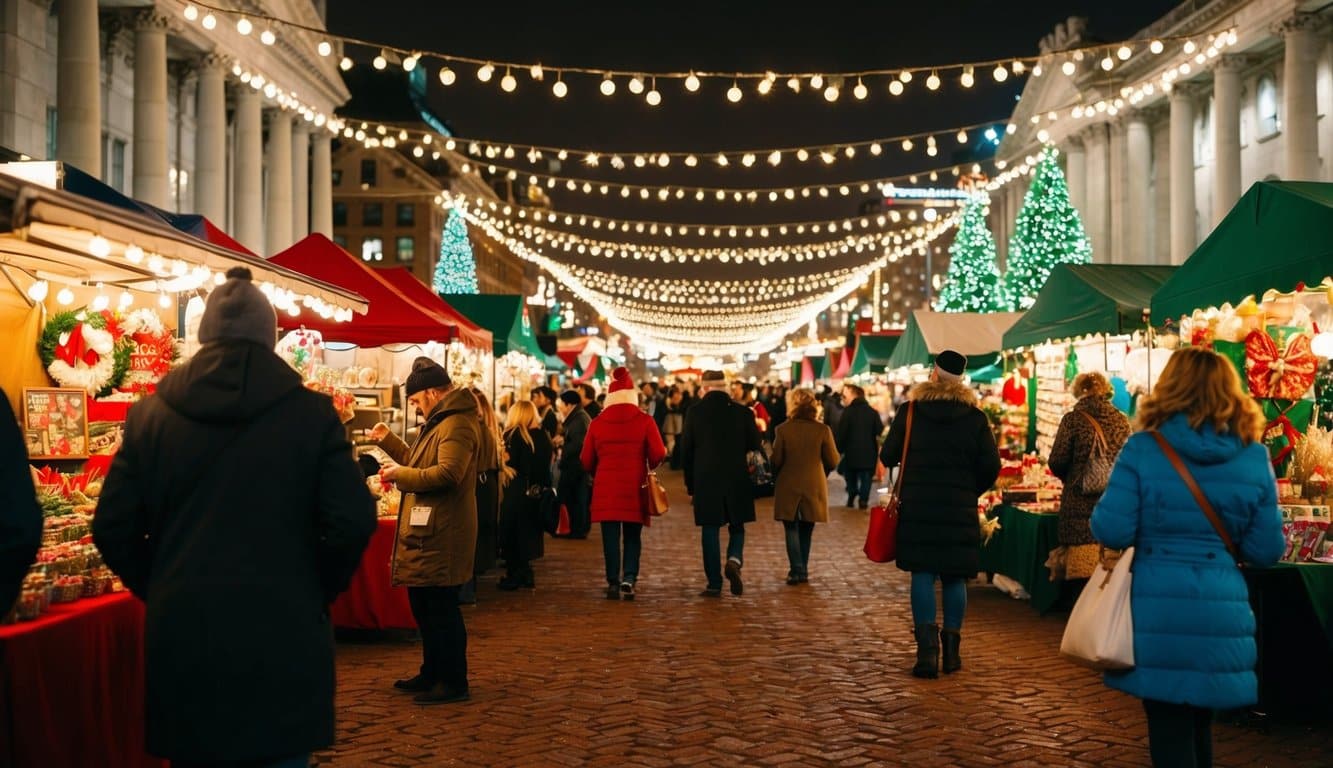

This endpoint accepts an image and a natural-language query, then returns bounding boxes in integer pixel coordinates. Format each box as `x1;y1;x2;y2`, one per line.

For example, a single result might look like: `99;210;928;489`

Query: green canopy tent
966;362;1007;383
1153;181;1333;322
1003;264;1177;350
804;354;830;381
849;334;902;376
790;360;802;384
438;294;545;359
886;310;1024;371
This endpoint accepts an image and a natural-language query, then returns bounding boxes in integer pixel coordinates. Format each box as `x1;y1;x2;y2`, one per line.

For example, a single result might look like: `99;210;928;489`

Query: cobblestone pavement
319;469;1331;767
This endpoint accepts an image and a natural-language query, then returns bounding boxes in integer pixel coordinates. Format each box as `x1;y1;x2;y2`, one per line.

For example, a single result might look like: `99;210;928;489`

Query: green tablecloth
1266;562;1333;647
979;504;1062;613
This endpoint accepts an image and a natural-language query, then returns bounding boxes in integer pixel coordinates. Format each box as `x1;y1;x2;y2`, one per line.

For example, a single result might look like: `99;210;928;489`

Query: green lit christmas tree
935;194;1009;312
432;207;479;295
1003;146;1092;309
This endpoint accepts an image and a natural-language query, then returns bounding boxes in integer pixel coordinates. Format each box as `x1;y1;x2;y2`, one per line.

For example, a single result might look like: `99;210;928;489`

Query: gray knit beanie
198;267;278;348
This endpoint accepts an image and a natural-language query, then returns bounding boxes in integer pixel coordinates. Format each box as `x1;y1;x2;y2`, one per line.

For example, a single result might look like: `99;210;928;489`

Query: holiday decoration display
117;309;179;395
1245;329;1317;401
432;207;479;295
303;366;357;424
276;328;325;380
38;310;133;397
1002;147;1093;309
935;195;1009;313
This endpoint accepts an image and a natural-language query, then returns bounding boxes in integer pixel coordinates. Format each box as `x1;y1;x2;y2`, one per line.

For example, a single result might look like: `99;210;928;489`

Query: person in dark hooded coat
93;268;376;764
0;390;40;614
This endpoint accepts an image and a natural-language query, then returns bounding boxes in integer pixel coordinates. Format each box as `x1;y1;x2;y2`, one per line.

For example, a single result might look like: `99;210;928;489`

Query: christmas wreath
117;308;180;395
39;309;133;397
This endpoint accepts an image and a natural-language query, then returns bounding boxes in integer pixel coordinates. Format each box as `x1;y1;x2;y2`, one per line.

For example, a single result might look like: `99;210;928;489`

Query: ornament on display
38;310;134;397
276;327;325;380
1002;146;1092;309
116;309;180;396
1246;329;1317;401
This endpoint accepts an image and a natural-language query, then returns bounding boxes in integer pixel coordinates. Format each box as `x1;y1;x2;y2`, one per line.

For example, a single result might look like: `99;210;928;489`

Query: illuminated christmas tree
1002;146;1092;309
432;207;478;295
935;194;1009;312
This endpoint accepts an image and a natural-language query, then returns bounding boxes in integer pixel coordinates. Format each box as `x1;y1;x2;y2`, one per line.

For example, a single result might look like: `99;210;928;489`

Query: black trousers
1143;698;1213;768
406;585;468;690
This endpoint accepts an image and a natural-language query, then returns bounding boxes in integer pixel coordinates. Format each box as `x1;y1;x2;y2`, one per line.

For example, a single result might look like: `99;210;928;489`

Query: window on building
110;139;126;192
100;132;109;179
332;201;348;226
363;203;383;226
45;106;57;160
332;169;342;187
396;203;415;226
396;236;415;262
362;237;383;262
332;234;348;248
360;159;376;187
1257;75;1279;137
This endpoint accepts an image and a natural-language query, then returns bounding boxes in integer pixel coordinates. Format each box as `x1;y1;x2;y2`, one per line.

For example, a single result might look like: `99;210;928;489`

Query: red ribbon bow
1246;330;1316;400
55;323;101;368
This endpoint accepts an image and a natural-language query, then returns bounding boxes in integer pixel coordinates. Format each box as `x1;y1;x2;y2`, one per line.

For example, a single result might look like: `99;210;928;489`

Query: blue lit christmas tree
432;207;478;295
1002;146;1092;309
935;194;1009;312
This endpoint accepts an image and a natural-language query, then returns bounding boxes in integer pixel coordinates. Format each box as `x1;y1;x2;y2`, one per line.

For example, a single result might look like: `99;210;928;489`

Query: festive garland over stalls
38;309;133;397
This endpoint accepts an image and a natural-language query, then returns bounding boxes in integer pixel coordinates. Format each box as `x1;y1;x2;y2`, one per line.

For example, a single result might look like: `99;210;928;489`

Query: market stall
438;291;547;405
883;309;1023;376
848;333;901;377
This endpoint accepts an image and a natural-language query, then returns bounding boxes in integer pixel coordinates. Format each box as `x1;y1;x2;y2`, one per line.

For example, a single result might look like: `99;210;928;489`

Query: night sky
323;0;1180;287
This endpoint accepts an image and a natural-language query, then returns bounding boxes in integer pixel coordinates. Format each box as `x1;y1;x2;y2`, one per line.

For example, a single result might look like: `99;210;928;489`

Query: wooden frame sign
23;387;89;460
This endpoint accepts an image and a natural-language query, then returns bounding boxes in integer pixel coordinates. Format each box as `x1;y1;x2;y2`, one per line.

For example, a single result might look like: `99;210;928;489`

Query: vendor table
1246;562;1333;712
0;592;163;768
979;504;1062;614
329;518;416;630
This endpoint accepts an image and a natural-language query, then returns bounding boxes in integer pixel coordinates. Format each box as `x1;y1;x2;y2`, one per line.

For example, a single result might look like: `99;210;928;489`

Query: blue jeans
910;571;967;630
601;521;643;586
701;523;745;589
783;520;814;576
845;468;874;504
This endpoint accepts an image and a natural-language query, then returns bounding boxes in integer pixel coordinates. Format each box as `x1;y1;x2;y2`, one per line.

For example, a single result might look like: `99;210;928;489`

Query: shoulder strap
1149;430;1240;564
1079;411;1108;452
891;403;914;497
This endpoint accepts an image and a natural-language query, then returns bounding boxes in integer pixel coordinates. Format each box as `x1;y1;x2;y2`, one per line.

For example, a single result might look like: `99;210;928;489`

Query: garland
38;309;133;397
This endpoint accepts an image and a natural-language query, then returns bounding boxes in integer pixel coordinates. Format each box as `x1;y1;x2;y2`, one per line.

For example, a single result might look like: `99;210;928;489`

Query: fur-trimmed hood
908;378;978;406
602;388;640;410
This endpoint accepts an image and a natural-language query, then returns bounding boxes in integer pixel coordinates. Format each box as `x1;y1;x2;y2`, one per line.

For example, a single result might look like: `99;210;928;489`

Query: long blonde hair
1135;347;1264;443
503;400;541;452
786;387;819;420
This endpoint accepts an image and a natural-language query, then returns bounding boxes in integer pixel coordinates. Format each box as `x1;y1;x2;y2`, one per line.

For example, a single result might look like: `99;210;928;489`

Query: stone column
1212;56;1244;223
1126;113;1152;263
131;10;170;207
1064;137;1086;220
310;131;333;236
1281;15;1321;180
265;110;293;254
1170;86;1197;264
193;53;227;224
291;122;310;240
55;0;101;174
233;87;263;252
1108;120;1128;264
1084;125;1111;263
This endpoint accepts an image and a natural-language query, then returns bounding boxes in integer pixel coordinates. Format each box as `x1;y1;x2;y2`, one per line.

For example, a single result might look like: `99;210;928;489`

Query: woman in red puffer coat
582;367;667;601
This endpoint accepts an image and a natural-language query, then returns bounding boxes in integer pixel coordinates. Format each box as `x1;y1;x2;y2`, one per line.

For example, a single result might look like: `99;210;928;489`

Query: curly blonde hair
1071;372;1113;400
1135;347;1264;443
786;387;819;420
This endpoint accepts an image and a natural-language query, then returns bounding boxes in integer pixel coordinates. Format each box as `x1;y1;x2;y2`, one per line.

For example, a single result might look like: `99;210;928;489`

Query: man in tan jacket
372;357;480;704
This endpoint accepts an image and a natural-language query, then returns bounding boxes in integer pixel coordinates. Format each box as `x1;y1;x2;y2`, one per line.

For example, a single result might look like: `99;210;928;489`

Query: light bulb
888;79;904;96
1037;128;1051;143
901;138;913;151
993;65;1008;82
439;66;455;85
786;77;801;92
1183;40;1196;54
317;41;332;57
236;17;252;35
56;287;74;306
870;142;882;155
645;88;661;106
727;83;742;102
501;70;517;92
118;290;133;309
183;4;199;21
810;74;824;89
1101;56;1114;71
530;63;543;80
91;292;109;311
685;73;700;92
201;13;216;29
1150;39;1164;54
600;76;615;96
628;76;644;94
960;67;974;88
757;78;773;95
339;57;352;71
823;84;839;101
260;29;276;46
853;79;868;100
403;54;419;72
957;130;968;143
372;55;387;70
1117;45;1132;60
26;280;48;302
1032;63;1043;77
477;63;494;82
159;293;172;309
124;244;144;264
552;78;567;98
88;235;110;258
1062;60;1076;76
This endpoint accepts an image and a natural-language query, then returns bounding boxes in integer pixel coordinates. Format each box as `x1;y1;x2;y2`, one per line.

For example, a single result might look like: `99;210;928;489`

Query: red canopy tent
269;234;492;350
377;267;490;351
832;347;851;379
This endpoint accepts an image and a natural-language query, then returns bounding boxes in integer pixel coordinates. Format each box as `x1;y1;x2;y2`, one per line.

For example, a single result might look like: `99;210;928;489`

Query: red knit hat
608;366;634;393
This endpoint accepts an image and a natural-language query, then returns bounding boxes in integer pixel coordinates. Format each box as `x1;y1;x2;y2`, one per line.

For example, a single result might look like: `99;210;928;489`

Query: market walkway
320;469;1330;767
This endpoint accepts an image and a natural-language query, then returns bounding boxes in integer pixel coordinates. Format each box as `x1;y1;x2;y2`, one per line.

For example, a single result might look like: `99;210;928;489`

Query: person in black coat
835;383;885;509
679;371;761;597
498;401;553;590
92;268;376;764
531;386;560;440
556;390;592;538
0;390;41;614
879;351;1000;680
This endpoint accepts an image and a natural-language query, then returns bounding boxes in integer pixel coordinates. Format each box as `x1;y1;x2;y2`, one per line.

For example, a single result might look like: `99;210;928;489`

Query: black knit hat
198;267;277;348
405;356;450;396
934;349;967;381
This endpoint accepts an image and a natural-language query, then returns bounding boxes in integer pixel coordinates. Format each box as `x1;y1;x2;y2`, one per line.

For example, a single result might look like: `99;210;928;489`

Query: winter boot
912;624;940;679
941;629;962;673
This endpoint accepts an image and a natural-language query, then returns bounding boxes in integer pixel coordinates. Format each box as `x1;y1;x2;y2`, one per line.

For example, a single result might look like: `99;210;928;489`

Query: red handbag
865;403;912;563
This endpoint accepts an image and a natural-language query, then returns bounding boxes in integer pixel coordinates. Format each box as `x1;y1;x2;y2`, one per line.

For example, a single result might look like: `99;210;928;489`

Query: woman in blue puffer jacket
1090;347;1285;768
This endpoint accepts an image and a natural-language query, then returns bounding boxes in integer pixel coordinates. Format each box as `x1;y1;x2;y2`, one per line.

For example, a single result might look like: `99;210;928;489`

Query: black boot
941;629;961;674
912;624;940;679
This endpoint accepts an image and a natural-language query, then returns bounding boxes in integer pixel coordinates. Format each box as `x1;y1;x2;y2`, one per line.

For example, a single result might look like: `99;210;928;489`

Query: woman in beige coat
771;387;840;585
371;358;480;705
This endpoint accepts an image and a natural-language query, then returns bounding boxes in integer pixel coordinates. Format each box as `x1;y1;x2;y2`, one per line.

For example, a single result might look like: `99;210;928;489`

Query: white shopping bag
1059;546;1135;670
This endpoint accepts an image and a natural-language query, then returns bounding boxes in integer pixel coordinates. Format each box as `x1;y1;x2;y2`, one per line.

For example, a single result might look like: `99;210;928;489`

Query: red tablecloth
0;592;164;768
329;518;416;630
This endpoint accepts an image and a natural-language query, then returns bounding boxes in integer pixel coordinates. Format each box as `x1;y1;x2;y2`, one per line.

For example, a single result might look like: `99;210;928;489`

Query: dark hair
579;383;596;400
843;383;866;399
534;385;557;401
559;390;582;406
